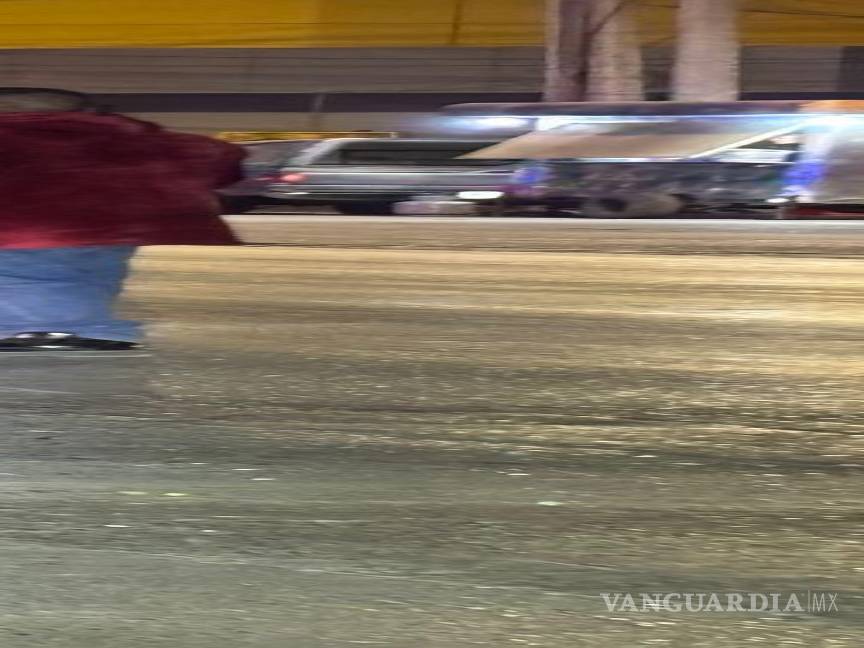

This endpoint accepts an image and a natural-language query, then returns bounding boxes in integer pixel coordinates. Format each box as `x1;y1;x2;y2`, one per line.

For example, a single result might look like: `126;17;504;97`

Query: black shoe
0;332;139;351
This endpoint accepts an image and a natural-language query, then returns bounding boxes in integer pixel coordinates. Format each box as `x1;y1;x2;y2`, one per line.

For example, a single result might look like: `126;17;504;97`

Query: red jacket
0;112;244;249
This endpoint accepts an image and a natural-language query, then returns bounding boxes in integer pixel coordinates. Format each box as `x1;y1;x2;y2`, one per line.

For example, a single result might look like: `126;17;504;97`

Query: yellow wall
0;0;859;48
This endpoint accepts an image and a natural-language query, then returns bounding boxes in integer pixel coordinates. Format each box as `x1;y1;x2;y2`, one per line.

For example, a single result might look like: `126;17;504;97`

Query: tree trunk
673;0;740;101
544;0;590;101
585;0;645;101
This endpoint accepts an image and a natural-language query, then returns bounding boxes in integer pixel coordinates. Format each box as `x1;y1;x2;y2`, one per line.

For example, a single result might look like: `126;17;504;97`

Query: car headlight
457;191;504;201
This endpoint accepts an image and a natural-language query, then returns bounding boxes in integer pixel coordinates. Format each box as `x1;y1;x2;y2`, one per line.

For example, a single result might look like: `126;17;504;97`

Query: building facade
0;1;860;133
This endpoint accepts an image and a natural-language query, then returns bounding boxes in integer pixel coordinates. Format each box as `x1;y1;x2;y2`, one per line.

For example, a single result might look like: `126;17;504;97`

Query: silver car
241;138;511;215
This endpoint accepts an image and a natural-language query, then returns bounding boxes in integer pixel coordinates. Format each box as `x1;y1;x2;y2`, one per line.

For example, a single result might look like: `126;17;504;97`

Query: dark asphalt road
0;217;861;646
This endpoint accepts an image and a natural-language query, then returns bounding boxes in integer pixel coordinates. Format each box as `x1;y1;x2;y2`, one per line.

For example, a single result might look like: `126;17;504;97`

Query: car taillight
280;172;308;183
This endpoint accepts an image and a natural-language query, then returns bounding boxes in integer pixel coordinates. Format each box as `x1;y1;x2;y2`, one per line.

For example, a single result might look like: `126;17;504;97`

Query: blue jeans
0;245;140;342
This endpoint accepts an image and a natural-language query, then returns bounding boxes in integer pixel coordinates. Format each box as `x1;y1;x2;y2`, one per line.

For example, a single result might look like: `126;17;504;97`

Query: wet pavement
0;216;861;646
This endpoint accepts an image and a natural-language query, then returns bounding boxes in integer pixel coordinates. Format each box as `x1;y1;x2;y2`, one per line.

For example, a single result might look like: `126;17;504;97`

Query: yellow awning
0;0;859;48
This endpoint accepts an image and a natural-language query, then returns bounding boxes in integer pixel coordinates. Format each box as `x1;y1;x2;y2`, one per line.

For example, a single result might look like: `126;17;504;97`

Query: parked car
500;153;794;218
222;138;513;214
462;114;806;217
218;139;324;213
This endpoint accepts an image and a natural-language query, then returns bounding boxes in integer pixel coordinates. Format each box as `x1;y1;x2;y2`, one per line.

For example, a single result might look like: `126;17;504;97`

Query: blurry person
0;88;244;352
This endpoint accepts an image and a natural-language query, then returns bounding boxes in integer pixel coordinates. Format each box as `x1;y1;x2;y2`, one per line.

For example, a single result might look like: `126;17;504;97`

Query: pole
307;92;327;131
585;0;644;101
448;0;465;46
544;0;590;101
673;0;740;101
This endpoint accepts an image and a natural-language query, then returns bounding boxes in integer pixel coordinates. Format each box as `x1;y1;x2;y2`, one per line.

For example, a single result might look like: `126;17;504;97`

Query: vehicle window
321;142;505;166
467;118;806;161
243;141;320;165
741;133;801;151
706;132;802;163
